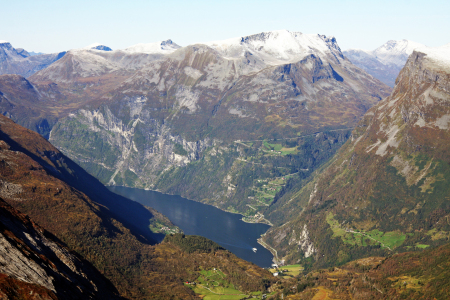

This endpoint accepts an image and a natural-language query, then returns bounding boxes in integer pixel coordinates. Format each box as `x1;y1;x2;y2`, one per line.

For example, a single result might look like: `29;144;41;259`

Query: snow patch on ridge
416;43;450;73
184;66;203;80
123;39;180;54
203;30;338;66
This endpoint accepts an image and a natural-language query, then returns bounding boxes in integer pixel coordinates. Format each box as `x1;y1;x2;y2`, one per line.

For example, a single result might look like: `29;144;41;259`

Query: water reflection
109;186;273;268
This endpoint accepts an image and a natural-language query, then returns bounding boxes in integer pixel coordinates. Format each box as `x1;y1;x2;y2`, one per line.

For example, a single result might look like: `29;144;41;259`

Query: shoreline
109;185;277;263
111;184;274;226
257;237;280;264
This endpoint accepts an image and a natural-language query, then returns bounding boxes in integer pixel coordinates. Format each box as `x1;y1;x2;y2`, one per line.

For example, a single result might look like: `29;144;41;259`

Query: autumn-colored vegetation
0;197;123;299
0;274;57;300
0;115;276;299
265;243;450;299
262;53;450;270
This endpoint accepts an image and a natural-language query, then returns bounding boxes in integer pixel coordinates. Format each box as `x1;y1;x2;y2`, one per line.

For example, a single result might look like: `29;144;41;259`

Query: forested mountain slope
269;242;450;299
0;114;276;299
41;30;390;217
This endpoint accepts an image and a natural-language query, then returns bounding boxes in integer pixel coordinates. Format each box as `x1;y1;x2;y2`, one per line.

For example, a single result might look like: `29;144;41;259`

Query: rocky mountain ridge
261;43;450;269
41;30;390;216
0;40;66;78
0;197;122;299
0;114;277;299
204;30;343;69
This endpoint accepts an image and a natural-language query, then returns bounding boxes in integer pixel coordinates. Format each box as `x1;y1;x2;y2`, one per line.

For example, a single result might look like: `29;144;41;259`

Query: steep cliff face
50;104;214;188
0;198;122;299
262;44;450;269
0;115;276;299
47;31;390;215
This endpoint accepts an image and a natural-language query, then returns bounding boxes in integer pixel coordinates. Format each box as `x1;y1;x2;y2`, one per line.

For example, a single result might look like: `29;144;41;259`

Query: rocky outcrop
262;44;450;269
45;31;390;214
0;114;277;299
0;197;122;299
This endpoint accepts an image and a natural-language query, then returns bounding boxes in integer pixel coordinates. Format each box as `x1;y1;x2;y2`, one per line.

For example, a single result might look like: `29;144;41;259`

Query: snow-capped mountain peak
203;29;342;65
373;39;425;66
77;43;112;51
0;40;9;44
374;39;424;55
123;39;181;54
343;39;427;87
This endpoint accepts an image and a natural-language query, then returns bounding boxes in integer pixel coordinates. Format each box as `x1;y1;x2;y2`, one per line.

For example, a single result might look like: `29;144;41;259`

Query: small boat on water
252;248;257;253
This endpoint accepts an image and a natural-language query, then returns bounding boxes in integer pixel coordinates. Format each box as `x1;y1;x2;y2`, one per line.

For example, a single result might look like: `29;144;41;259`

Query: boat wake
216;241;258;252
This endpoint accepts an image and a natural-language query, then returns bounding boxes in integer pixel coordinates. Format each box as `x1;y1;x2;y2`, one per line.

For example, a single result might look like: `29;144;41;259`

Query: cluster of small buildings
160;226;179;234
271;263;288;277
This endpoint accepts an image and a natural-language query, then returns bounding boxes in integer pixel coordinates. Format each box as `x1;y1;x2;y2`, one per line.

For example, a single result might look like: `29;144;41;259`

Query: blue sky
1;0;449;53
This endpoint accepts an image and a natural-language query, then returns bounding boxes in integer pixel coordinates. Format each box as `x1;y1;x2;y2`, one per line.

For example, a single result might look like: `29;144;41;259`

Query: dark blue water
109;186;274;268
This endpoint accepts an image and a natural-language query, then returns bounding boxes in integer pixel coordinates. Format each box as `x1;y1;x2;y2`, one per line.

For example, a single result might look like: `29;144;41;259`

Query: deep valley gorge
1;27;450;299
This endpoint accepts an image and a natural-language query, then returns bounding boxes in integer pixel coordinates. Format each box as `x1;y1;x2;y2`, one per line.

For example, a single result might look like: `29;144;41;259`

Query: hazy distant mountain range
344;39;425;87
0;40;66;78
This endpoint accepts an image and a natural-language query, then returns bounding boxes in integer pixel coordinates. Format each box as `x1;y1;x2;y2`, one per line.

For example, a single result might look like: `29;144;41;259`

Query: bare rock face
0;31;390;216
45;31;390;212
0;115;277;299
0;197;122;299
262;44;450;269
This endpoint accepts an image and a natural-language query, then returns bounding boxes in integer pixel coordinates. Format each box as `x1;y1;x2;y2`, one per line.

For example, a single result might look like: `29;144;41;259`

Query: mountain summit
0;40;66;77
123;39;181;54
344;39;425;87
262;42;450;269
82;43;113;51
205;29;342;66
372;39;426;66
